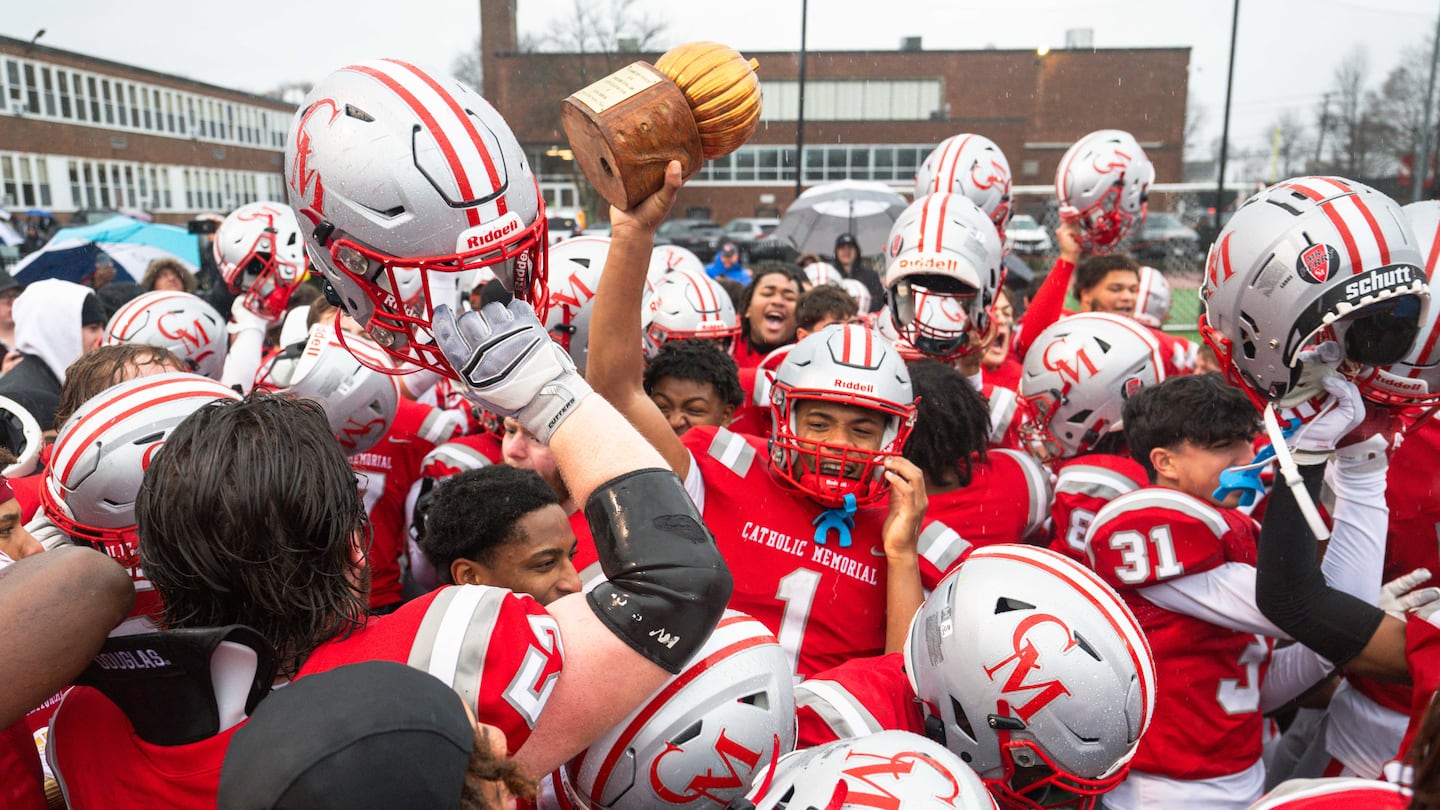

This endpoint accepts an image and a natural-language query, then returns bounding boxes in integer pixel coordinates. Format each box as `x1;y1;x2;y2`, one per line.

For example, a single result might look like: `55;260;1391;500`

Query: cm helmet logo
982;613;1078;723
648;729;774;804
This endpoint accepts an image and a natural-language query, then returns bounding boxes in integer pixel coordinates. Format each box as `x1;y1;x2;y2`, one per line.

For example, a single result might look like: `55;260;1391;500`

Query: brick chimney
479;0;517;101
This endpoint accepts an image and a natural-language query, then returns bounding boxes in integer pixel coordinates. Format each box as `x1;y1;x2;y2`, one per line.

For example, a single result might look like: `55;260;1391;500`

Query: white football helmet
805;261;842;288
0;395;41;477
1131;266;1171;329
915;133;1014;238
1351;200;1440;406
213;201;309;322
650;244;707;280
1200;176;1428;409
546;235;610;374
102;290;228;379
741;731;998;810
871;308;925;363
42;373;241;568
284;59;547;376
1055;130;1154;255
883;193;1006;361
642;270;741;359
839;278;872;313
769;323;917;506
905;545;1156;810
283;325;400;456
562;611;795;809
1018;313;1166;463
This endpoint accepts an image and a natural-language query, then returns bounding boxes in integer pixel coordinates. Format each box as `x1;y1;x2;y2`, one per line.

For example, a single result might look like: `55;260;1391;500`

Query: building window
758;79;943;122
128;85;140;128
87;76;100;123
1021;160;1040;177
57;71;71;118
22;64;38;114
40;67;55;116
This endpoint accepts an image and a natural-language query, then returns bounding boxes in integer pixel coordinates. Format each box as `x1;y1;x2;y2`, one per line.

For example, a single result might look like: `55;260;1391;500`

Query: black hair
1123;373;1260;482
137;392;369;678
1072;253;1139;297
795;285;859;332
902;360;991;487
737;265;808;348
420;466;561;584
643;339;745;407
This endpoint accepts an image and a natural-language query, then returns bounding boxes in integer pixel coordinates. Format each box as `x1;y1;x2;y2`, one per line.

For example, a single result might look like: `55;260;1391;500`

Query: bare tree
1266;109;1309;180
1367;35;1434;185
1318;46;1387;177
452;39;483;90
1184;93;1209;163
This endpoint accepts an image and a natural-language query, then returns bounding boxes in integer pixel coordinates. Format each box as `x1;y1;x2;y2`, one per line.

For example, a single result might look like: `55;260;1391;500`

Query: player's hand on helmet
1291;373;1366;465
1055;222;1083;264
881;456;927;561
229;296;279;334
610;160;683;240
25;513;72;552
1380;568;1440;619
432;300;592;444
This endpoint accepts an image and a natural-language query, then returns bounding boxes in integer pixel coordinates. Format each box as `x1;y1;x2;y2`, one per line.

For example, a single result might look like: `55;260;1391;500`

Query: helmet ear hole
950;696;979;745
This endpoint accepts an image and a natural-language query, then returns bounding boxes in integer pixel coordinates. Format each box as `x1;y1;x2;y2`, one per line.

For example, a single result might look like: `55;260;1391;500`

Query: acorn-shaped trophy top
654;42;762;160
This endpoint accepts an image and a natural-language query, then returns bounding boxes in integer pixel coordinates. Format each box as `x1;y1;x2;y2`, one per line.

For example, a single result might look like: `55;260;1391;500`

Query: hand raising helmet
1199;176;1428;409
213;201;309;322
905;544;1156;810
916;133;1014;238
284;59;547;376
102;291;228;379
1055;130;1154;254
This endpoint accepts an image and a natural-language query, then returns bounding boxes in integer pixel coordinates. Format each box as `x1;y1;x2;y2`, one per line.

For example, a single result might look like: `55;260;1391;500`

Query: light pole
794;0;808;199
1214;0;1240;230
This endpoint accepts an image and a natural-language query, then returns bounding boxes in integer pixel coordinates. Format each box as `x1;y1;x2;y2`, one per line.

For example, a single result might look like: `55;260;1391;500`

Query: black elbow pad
584;468;733;674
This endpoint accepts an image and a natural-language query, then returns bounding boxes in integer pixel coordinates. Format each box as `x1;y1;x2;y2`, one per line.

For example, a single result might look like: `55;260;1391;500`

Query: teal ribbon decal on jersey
813;494;858;548
1212;416;1300;507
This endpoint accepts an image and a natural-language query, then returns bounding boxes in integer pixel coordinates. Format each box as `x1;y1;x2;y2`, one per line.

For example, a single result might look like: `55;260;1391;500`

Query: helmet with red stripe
546;236;610;374
560;610;795;809
1200;177;1428;409
839;277;872;313
883;192;1006;361
1351;200;1440;406
42;372;240;570
804;261;841;288
769;323;917;506
870;307;925;363
641;270;741;360
742;730;998;810
1055;130;1154;255
102;290;228;379
284;59;547;377
905;545;1156;810
1017;312;1166;463
649;244;706;283
915;133;1014;239
213;201;309;322
283;325;400;456
1131;266;1171;329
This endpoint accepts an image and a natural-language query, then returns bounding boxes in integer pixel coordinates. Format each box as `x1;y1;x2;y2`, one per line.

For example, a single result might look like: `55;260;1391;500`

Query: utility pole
1414;7;1440;202
794;0;809;199
1214;0;1240;231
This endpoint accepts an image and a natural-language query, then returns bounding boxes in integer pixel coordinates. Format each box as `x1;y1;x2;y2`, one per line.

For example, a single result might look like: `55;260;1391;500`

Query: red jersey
732;337;775;372
1086;487;1273;781
352;398;457;609
1152;328;1198;377
568;508;602;586
984;355;1022;391
732;345;789;438
980;381;1024;451
684;425;889;677
0;719;44;810
1047;453;1148;563
795;653;923;748
918;449;1051;589
300;585;562;755
1252;778;1410;809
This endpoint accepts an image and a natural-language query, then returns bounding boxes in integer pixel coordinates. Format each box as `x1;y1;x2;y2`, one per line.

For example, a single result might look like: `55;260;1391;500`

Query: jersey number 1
776;569;821;674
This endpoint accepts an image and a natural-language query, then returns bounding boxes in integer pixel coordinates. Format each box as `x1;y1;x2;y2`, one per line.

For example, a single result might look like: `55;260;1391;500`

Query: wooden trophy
561;42;762;211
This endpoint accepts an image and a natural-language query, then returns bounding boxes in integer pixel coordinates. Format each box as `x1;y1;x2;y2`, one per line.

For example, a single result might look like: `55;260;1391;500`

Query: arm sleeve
1139;561;1290;639
220;327;264;393
1012;257;1074;358
1318;460;1389;604
1259;643;1335;714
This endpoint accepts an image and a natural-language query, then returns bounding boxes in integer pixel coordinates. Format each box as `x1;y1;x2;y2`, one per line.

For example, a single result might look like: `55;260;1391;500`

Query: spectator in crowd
140;258;197;294
831;233;883;312
0;269;20;357
0;279;107;439
705;240;751;286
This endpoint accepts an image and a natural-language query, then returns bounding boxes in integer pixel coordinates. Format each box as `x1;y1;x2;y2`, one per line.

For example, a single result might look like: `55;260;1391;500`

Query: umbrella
773;180;910;256
43;216;200;266
11;239;196;285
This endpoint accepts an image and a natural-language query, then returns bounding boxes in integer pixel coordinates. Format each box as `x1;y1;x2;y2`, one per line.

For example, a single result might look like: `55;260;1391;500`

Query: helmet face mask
1353;200;1440;405
1055;130;1154;255
214;202;309;322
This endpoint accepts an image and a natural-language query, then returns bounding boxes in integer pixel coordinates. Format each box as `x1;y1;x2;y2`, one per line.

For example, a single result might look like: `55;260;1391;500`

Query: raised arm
1012;223;1081;359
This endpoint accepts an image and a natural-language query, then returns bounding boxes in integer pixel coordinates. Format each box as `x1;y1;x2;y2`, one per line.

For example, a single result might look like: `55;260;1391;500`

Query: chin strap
1263;403;1331;542
812;494;858;548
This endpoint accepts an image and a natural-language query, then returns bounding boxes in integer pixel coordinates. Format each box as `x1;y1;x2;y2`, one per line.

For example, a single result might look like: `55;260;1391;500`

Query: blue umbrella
11;239;196;285
43;216;200;266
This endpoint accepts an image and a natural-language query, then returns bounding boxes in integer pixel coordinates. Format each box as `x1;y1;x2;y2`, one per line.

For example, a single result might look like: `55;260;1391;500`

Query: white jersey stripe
411;585;506;710
795;678;886;739
708;427;756;478
1055;466;1141;500
995;449;1054;533
918;521;971;573
1090;488;1229;539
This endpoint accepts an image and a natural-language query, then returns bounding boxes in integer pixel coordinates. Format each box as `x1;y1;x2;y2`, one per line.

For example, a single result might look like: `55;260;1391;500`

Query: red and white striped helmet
102;290;228;379
560;611;795;809
915;133;1014;238
649;244;706;282
545;235;610;373
43;373;240;569
213;201;309;322
1132;266;1171;329
1352;200;1440;406
283;325;399;456
1200;177;1428;409
641;270;741;360
1055;130;1154;255
284;59;547;377
804;261;842;288
905;545;1156;810
839;278;872;313
770;323;917;506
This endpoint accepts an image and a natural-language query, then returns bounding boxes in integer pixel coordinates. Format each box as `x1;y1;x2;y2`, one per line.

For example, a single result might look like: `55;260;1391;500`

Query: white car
1005;214;1052;255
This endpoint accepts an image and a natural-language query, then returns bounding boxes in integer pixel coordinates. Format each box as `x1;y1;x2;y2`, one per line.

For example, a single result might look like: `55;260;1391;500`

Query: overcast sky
4;0;1435;158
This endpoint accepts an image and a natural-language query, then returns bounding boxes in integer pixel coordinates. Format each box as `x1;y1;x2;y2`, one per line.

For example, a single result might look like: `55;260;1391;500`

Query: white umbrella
773;180;910;256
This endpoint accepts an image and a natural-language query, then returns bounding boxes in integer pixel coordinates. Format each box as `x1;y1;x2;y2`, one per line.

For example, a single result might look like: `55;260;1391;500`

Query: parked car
720;217;780;258
1129;211;1201;262
655;218;724;258
546;208;586;246
1005;214;1052;256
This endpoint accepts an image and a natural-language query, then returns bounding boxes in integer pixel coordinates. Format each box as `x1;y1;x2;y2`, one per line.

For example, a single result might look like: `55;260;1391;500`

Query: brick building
480;0;1189;227
0;34;293;225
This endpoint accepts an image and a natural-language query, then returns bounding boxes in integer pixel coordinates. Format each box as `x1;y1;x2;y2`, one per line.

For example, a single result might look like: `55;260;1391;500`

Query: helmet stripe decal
1284;179;1364;274
56;381;236;481
933;192;951;253
110;291;187;339
940;134;973;197
1406;219;1440;377
1315;176;1391;266
916;193;931;253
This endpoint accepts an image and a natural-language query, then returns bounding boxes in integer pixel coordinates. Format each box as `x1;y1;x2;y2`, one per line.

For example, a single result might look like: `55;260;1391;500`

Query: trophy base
561;62;703;211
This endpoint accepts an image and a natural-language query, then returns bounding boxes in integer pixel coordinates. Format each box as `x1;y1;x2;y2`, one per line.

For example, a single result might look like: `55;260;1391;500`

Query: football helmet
42;373;241;568
283;325;400;456
253;340;306;391
905;545;1156;810
883;193;1006;360
740;730;998;810
805;261;842;288
1199;176;1428;409
915;133;1014;238
546;235;610;373
642;270;741;360
1018;312;1165;463
1351;200;1440;406
650;244;707;280
839;278;872;313
1055;130;1154;254
769;323;917;506
1132;266;1171;329
563;611;795;809
101;290;228;379
871;308;925;363
213;201;309;322
0;395;41;477
284;59;547;376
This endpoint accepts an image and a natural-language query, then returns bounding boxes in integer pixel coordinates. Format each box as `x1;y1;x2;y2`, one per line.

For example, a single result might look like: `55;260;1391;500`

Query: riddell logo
834;378;874;393
457;213;522;253
895;256;961;272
